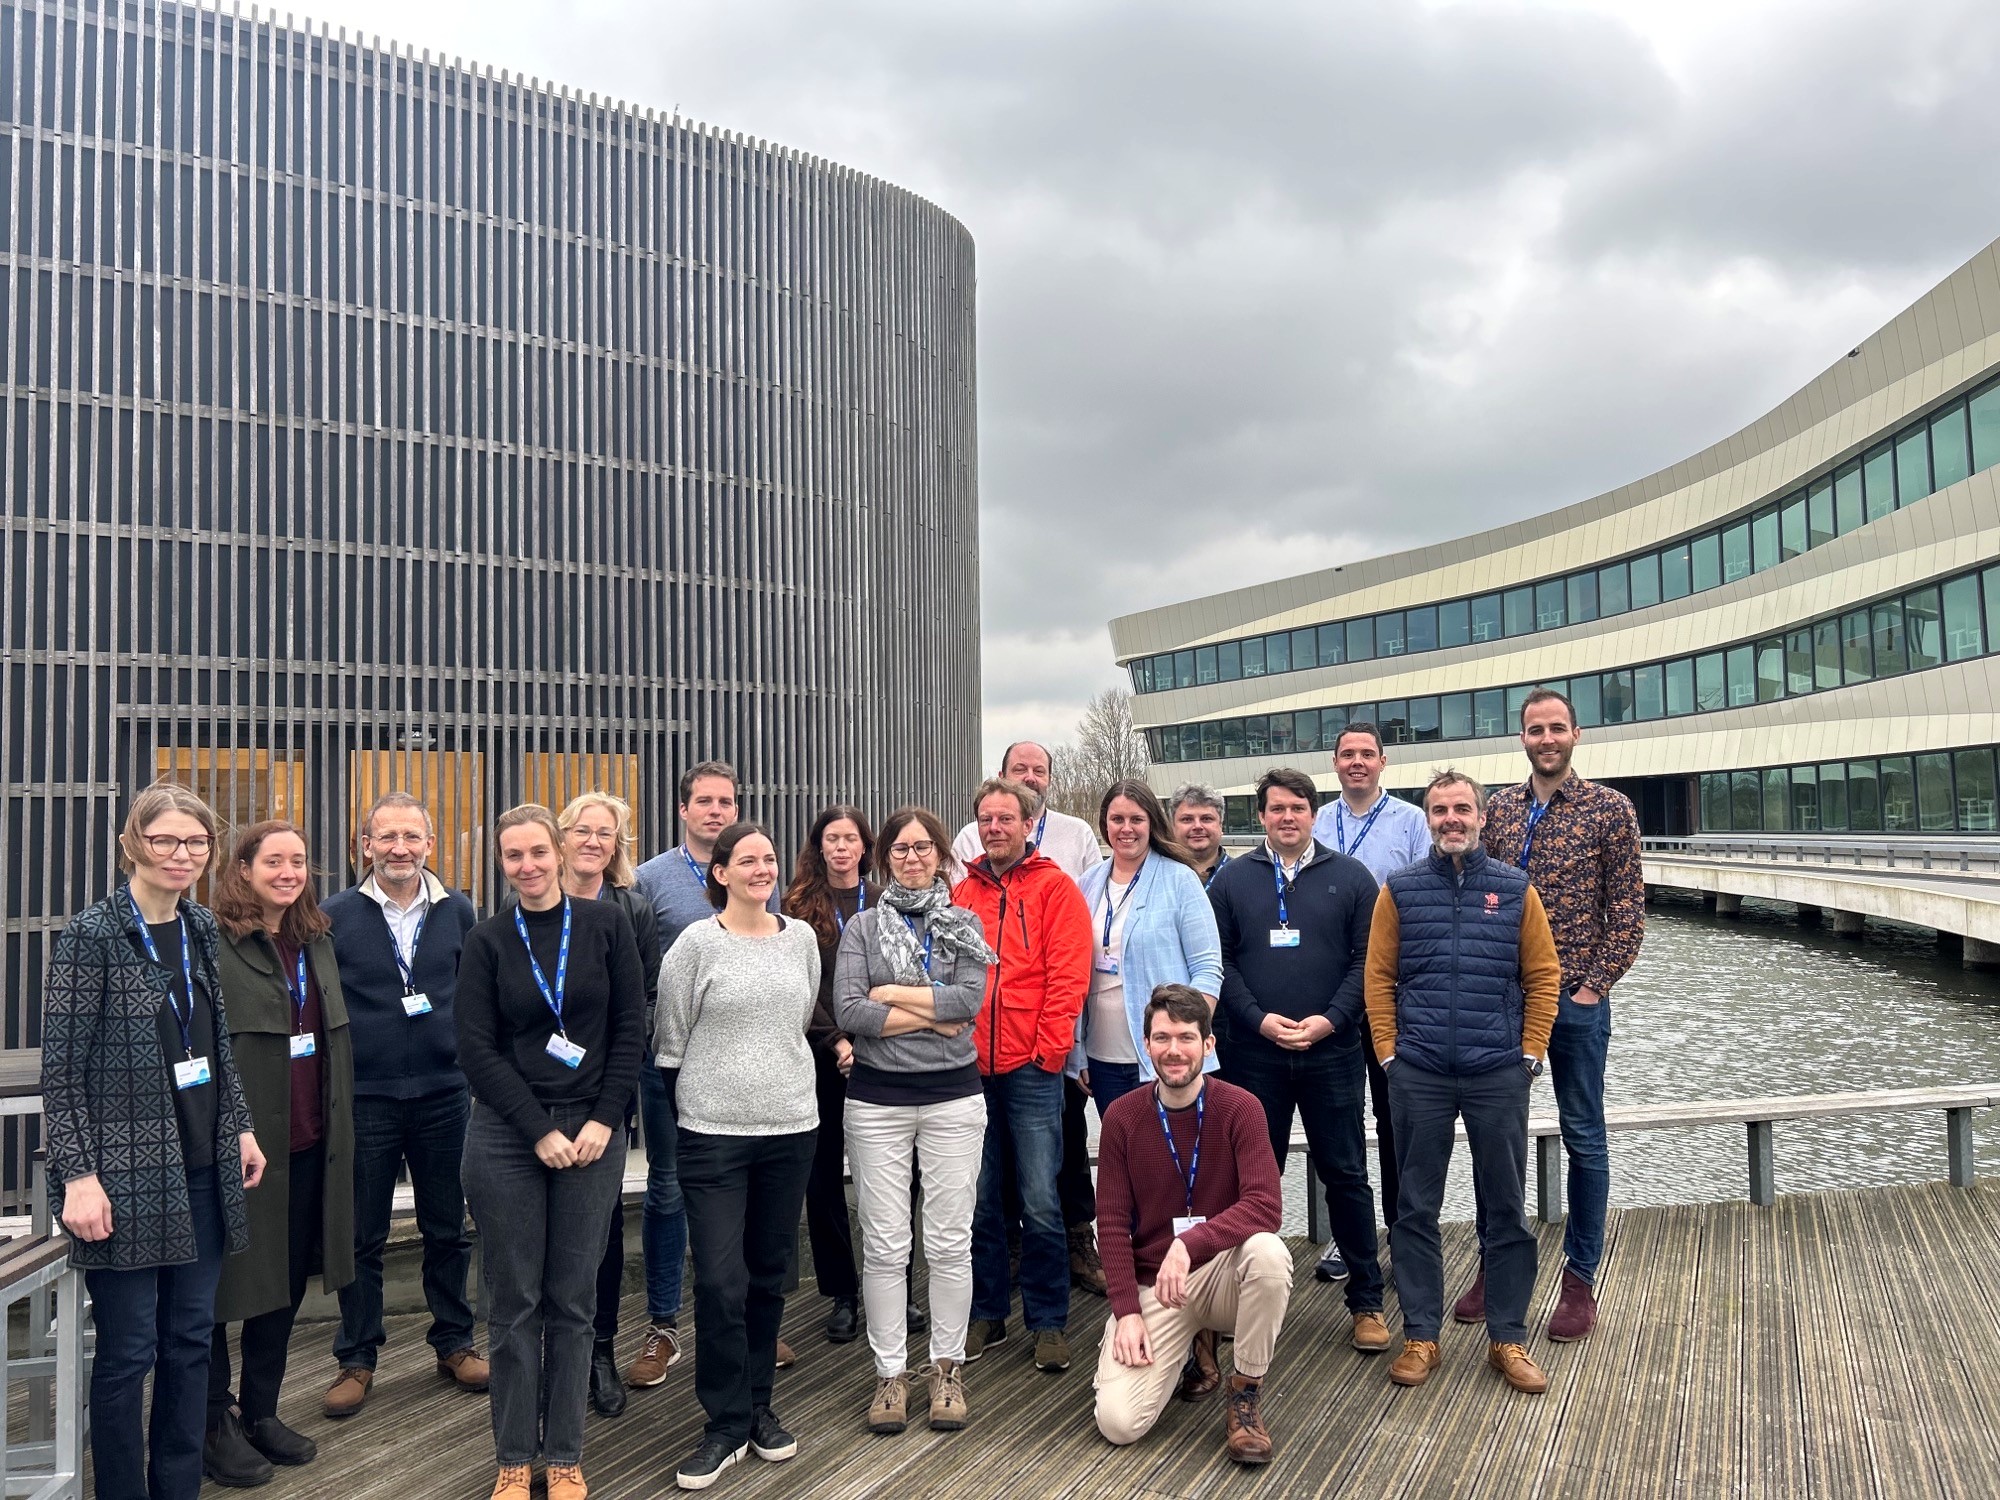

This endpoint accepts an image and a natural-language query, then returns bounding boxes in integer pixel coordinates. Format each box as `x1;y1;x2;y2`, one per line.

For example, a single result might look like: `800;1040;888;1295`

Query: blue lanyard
835;884;866;935
285;946;311;1034
1032;810;1048;849
131;893;197;1058
900;914;933;976
681;846;705;885
513;897;573;1035
1202;851;1229;891
1154;1085;1204;1216
1100;862;1143;952
1271;851;1304;929
391;903;428;994
1335;797;1387;858
1518;798;1552;871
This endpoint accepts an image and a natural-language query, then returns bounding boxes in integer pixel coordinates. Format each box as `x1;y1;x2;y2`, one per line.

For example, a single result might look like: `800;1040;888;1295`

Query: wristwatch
1522;1054;1544;1077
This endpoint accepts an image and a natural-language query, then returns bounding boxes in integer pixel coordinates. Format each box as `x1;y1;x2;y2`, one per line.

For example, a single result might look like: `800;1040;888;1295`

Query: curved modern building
1112;239;2000;841
0;0;978;1032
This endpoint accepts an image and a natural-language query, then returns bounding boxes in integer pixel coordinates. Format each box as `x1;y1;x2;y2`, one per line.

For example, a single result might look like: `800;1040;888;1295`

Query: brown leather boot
1068;1223;1107;1297
489;1466;532;1500
323;1366;373;1418
1488;1341;1548;1394
1351;1310;1391;1353
1177;1328;1221;1401
1452;1270;1486;1324
1223;1373;1272;1464
437;1348;491;1391
1547;1268;1598;1342
546;1463;588;1500
776;1338;798;1369
1388;1339;1441;1387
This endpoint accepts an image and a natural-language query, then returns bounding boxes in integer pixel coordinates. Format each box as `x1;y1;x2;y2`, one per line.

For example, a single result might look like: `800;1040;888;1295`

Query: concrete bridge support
1967;937;2000;969
1715;893;1743;917
1831;910;1868;937
1796;904;1824;928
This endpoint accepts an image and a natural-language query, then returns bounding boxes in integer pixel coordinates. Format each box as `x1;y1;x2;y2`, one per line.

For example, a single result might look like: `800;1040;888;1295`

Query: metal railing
1644;835;2000;877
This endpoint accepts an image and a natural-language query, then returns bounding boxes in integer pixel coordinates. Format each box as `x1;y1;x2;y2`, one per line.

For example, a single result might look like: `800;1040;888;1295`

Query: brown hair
973;777;1036;823
704;822;775;910
118;780;219;876
1255;767;1319;812
1519;686;1576;730
678;759;738;807
212;821;332;946
872;806;953;884
1424;768;1488;813
1097;779;1197;871
1143;982;1213;1041
783;805;876;950
494;803;563;873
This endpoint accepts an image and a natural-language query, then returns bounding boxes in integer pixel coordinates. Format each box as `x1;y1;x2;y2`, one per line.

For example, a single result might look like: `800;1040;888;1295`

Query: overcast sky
319;0;2000;766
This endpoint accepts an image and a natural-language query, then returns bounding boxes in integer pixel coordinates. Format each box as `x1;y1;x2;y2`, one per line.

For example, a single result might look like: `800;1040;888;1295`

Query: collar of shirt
1264;840;1314;880
360;868;449;914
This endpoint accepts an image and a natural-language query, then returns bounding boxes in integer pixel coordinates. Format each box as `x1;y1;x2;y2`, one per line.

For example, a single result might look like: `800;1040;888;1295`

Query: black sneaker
675;1437;748;1491
203;1409;274;1488
1315;1243;1349;1282
749;1405;798;1462
826;1296;860;1344
245;1416;317;1466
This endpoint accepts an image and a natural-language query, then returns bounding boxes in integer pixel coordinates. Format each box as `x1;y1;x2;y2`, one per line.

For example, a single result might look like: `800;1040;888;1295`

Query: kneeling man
1365;769;1562;1394
1093;985;1289;1464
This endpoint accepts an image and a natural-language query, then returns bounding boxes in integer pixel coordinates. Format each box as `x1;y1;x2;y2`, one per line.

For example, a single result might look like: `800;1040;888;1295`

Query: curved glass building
1114;239;2000;840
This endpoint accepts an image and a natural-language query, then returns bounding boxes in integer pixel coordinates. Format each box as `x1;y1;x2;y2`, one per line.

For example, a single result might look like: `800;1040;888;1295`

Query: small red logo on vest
1485;892;1500;911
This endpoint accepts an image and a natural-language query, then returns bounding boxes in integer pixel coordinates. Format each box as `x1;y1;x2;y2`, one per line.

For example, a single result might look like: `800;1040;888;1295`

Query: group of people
40;684;1643;1499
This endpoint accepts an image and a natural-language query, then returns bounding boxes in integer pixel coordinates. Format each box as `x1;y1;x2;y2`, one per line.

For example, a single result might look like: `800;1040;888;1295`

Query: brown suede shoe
1068;1223;1107;1297
1388;1339;1441;1387
925;1359;968;1431
437;1348;490;1391
776;1338;798;1370
1547;1268;1598;1342
1488;1341;1548;1394
1223;1373;1272;1465
868;1373;909;1434
1177;1328;1222;1402
1452;1270;1486;1324
323;1366;373;1418
546;1462;588;1500
489;1465;532;1500
1351;1310;1391;1353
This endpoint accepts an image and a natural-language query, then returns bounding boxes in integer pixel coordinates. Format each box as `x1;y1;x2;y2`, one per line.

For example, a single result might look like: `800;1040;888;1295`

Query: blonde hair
493;803;563;871
118;781;219;875
557;792;638;888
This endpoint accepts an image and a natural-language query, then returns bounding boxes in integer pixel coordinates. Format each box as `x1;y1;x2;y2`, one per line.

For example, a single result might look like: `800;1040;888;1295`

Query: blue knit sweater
324;883;479;1100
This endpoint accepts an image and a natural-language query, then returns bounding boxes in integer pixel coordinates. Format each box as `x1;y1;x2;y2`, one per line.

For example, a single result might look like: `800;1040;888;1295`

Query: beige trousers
1093;1232;1293;1446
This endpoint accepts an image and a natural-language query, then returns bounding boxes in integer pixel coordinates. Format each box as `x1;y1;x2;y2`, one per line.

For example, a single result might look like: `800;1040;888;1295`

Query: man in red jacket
952;778;1092;1374
1093;985;1289;1465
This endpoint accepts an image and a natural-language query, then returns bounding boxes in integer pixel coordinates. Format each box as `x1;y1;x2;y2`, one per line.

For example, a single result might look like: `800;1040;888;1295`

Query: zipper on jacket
1448;867;1463;1073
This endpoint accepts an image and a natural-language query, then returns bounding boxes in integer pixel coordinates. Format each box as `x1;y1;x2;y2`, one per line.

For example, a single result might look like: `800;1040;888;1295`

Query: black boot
590;1340;628;1418
203;1409;274;1488
907;1297;929;1334
246;1416;317;1466
826;1297;860;1344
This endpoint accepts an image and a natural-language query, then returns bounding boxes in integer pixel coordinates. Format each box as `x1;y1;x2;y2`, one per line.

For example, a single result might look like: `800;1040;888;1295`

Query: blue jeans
1084;1059;1145;1117
1548;991;1611;1284
85;1167;226;1500
335;1086;477;1369
972;1065;1068;1332
638;1063;688;1323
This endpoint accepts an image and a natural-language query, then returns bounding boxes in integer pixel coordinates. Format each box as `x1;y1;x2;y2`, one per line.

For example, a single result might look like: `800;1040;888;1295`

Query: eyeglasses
568;828;619;845
142;835;212;858
888;840;937;860
366;832;430;848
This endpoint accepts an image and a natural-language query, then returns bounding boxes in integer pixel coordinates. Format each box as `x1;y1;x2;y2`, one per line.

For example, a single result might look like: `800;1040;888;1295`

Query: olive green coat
213;928;356;1322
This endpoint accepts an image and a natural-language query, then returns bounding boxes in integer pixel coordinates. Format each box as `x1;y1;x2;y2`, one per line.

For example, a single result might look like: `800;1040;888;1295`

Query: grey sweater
652;915;819;1137
831;907;987;1075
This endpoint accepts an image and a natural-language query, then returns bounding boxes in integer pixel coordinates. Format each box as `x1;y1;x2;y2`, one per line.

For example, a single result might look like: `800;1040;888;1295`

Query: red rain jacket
951;848;1092;1076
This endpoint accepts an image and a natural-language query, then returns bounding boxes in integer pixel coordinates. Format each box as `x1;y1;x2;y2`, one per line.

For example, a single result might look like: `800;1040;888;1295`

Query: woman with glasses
42;782;268;1500
458;805;646;1500
832;807;994;1437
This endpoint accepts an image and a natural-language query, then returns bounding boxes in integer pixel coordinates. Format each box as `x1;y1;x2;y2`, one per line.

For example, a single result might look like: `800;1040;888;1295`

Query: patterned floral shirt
1483;774;1645;997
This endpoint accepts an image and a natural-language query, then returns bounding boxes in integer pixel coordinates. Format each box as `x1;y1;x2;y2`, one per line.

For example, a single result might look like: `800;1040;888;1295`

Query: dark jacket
212;928;357;1321
324;880;479;1100
41;892;254;1271
1209;841;1376;1059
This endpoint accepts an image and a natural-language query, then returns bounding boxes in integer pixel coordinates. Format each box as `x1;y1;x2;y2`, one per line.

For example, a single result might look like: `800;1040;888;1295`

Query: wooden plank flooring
132;1181;2000;1499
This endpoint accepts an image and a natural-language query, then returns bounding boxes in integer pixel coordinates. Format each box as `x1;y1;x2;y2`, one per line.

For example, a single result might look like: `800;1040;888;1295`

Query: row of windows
1698;746;2000;835
1129;378;2000;695
1144;562;2000;763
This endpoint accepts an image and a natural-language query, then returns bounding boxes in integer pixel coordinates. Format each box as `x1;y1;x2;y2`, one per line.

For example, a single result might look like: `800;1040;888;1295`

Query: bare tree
1046;688;1150;819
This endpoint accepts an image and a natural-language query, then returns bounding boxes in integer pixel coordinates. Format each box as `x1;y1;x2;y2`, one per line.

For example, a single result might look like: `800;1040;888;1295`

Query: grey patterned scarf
876;877;996;983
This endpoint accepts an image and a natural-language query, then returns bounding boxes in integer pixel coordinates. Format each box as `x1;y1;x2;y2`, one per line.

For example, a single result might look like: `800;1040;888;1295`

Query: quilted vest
1383;850;1528;1076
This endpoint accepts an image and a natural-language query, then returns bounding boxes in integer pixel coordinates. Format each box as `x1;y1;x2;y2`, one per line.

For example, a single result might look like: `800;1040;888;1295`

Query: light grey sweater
652;915;819;1137
831;907;987;1074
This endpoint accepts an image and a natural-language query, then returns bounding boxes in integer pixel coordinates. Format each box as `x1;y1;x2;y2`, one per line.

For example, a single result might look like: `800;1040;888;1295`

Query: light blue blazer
1073;855;1224;1081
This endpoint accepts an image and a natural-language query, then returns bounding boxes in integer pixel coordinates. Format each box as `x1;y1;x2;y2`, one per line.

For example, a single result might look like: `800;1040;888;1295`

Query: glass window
1349;703;1376;731
1242;638;1266;678
1260;713;1285;754
1848;760;1880;831
1535;580;1567;630
1872;601;1906;675
1471;594;1502;643
1632;663;1664;721
1755;639;1785;703
1291;628;1318;672
1472;689;1505;738
1375;613;1406;658
1701;773;1731;833
1931;403;1970;491
1598;562;1630;616
1724;645;1755;707
1629;552;1661;610
1375;701;1410;745
1863;444;1895;521
1840;611;1873;683
1661;541;1692;601
1566;572;1598;625
1791;765;1820;832
1785;629;1814;696
1410;697;1441;742
1151;728;1174;762
1570;674;1602;728
1780;497;1807;561
1295;709;1322;753
1196;647;1218;685
1437;600;1470;649
1814;618;1841;691
1317;623;1344;667
1243;715;1267;756
1763;768;1790;831
1174;649;1195;689
1405;606;1438;654
1972;381;2000;473
1345;618;1373;664
1751;509;1780;573
1943;574;1983;660
1987;567;2000;656
1808;480;1835;548
1955;748;1997;831
1504;684;1532;727
1266;631;1291;674
1879;755;1917;832
1599;670;1633;725
1180;724;1201;761
1721;522;1752;584
1224;796;1255;835
1158;653;1177;688
1818;763;1848;831
1690;532;1721;593
1916;753;1955;831
1695;652;1725;711
1220;719;1244;758
1836;463;1865;533
1904;587;1942;671
1731;771;1763;830
1665;657;1695;716
1200;722;1222;760
1441;692;1473;741
1503;587;1534;636
1894;427;1931;508
1217;641;1241;681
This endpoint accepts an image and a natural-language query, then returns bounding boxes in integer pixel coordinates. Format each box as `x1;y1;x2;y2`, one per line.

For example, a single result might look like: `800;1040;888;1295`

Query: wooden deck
164;1179;2000;1499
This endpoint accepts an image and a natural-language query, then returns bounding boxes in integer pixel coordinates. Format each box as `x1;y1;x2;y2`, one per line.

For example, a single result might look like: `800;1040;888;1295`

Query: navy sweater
1209;841;1377;1059
324;884;479;1100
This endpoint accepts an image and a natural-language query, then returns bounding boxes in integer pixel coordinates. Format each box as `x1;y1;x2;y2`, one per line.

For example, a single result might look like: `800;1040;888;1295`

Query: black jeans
804;1053;860;1302
1059;1076;1096;1226
86;1167;226;1500
335;1086;477;1369
209;1142;324;1424
679;1127;816;1447
1227;1037;1384;1313
462;1100;627;1467
1365;1045;1399;1231
1388;1059;1536;1342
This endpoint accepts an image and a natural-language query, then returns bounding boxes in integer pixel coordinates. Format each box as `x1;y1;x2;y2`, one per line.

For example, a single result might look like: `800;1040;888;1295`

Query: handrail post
1747;1120;1775;1206
1946;1106;1976;1188
1536;1135;1563;1223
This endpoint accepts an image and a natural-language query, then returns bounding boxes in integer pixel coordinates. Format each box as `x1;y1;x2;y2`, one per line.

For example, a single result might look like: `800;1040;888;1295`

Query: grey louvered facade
0;0;982;1073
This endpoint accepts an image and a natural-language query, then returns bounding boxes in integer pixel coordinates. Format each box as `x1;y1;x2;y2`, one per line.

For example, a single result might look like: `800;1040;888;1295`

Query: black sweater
1209;841;1377;1058
454;897;645;1144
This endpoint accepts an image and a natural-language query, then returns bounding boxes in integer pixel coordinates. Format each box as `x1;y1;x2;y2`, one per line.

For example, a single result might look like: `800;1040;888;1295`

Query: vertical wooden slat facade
0;0;981;1201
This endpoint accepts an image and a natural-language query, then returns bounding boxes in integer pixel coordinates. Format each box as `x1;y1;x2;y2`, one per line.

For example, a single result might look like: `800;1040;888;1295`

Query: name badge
173;1056;212;1090
402;992;433;1017
289;1033;317;1059
545;1034;586;1069
1094;954;1120;975
1269;928;1301;948
1172;1215;1208;1237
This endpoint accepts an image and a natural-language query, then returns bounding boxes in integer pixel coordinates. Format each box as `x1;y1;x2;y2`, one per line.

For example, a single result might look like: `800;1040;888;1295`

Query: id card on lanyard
1097;862;1142;975
394;902;433;1016
515;899;584;1068
1157;1085;1206;1237
133;894;210;1090
1518;797;1552;871
1269;856;1302;948
285;947;317;1059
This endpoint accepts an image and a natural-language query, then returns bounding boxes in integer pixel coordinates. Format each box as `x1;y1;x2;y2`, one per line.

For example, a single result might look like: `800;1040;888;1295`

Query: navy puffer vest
1384;850;1528;1076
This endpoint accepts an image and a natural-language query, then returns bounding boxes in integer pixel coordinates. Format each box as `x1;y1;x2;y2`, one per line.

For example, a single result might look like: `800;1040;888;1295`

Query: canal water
1275;893;2000;1235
